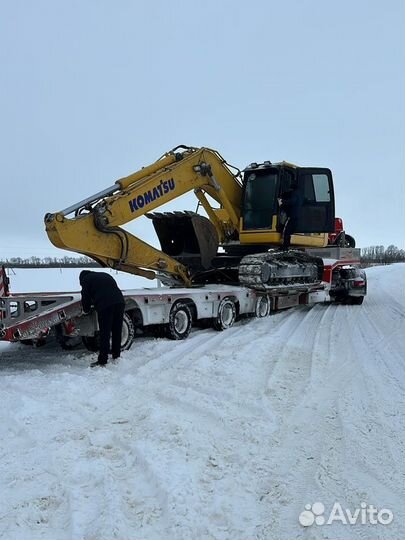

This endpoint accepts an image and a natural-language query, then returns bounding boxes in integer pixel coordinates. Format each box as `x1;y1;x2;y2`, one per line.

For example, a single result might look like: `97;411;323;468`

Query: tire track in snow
342;309;405;502
262;305;330;419
258;305;359;538
258;267;405;539
127;320;253;382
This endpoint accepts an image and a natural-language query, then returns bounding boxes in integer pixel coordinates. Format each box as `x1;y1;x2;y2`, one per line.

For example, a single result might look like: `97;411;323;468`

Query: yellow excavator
45;145;338;290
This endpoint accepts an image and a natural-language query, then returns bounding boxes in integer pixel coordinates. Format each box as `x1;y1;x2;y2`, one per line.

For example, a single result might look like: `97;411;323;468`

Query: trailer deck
0;248;366;350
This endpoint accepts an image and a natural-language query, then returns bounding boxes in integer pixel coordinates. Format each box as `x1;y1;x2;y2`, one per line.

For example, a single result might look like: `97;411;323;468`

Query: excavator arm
45;146;243;286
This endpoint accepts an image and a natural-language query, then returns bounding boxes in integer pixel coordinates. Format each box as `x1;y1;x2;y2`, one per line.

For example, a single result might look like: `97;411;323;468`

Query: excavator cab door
292;168;335;233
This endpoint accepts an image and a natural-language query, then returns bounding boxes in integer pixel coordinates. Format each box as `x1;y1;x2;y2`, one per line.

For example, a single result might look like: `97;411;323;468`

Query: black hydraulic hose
93;214;129;267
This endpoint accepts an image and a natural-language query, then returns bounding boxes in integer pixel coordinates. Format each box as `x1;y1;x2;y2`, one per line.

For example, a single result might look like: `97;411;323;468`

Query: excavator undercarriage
147;211;323;291
238;250;323;291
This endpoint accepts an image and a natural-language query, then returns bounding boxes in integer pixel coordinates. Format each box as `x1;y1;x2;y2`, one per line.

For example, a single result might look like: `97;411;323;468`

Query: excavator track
238;250;324;292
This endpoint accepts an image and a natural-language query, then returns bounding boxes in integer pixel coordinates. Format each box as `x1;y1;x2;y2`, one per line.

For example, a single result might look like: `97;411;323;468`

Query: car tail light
354;279;365;287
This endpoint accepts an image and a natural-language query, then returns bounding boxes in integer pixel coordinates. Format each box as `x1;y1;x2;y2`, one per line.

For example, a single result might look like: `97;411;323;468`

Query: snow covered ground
5;267;155;294
0;264;404;540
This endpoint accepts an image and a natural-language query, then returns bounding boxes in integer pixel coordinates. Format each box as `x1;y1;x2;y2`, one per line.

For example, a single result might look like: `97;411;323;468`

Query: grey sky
1;0;404;261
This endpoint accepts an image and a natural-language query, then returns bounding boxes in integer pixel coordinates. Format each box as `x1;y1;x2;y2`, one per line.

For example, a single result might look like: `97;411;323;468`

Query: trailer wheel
58;336;83;350
166;302;192;340
82;313;135;352
20;338;48;347
348;296;364;305
213;297;236;331
20;339;34;346
255;295;271;318
81;335;99;352
120;313;135;349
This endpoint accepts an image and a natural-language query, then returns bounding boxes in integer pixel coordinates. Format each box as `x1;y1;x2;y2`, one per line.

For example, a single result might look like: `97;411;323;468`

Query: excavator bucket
146;211;219;271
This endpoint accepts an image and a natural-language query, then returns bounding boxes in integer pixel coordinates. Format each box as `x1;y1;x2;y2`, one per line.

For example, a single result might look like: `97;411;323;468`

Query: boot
90;359;107;368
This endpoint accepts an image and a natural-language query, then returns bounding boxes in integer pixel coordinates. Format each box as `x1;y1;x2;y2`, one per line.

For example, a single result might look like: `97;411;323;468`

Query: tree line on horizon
0;255;100;268
360;245;405;265
1;245;404;268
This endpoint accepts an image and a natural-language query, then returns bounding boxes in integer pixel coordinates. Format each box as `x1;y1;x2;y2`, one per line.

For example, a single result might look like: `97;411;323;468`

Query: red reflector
354;280;365;287
63;321;76;334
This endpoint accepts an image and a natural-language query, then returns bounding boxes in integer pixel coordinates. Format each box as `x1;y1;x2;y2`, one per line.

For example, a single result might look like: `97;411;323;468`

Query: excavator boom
45;146;242;285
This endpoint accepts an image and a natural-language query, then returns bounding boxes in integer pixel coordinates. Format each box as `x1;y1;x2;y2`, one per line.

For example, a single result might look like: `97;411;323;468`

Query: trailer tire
59;336;82;350
213;297;236;331
20;338;48;347
82;312;135;352
81;335;99;352
255;295;271;318
166;302;193;340
348;296;364;305
120;313;135;349
20;339;34;346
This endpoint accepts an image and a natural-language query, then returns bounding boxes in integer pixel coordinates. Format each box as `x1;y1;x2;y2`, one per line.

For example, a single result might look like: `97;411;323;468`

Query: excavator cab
240;163;335;246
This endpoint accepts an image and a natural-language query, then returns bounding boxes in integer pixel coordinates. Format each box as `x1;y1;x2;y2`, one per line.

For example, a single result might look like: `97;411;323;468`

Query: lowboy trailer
0;248;366;353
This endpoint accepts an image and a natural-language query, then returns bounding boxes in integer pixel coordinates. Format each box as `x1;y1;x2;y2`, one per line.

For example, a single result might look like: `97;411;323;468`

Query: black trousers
97;303;125;362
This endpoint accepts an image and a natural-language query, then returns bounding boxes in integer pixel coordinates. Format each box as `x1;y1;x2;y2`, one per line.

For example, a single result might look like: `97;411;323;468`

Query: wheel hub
174;311;189;334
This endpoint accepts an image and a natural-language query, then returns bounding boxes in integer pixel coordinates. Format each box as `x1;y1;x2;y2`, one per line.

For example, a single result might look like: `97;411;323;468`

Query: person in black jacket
79;270;125;367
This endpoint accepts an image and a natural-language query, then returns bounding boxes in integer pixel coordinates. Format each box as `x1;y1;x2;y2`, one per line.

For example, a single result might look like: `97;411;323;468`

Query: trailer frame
0;248;366;351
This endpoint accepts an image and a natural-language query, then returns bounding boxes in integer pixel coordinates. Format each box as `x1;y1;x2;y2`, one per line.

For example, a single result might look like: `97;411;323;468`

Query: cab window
313;174;331;202
243;171;278;229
